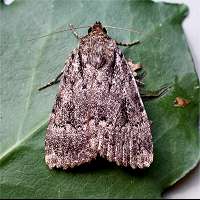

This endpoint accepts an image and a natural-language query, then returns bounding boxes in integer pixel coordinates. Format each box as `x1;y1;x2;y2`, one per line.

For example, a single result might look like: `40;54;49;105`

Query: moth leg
135;71;146;87
69;24;80;40
136;79;145;87
140;84;172;99
38;71;63;91
116;40;140;47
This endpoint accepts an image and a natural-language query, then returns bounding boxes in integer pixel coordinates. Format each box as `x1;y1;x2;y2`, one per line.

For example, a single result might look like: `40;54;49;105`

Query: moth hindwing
44;22;153;170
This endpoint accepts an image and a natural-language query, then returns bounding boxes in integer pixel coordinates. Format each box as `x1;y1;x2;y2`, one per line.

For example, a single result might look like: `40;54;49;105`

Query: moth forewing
44;22;153;170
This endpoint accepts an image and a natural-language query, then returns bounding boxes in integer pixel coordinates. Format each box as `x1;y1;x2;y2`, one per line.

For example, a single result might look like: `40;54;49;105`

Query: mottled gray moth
40;22;153;170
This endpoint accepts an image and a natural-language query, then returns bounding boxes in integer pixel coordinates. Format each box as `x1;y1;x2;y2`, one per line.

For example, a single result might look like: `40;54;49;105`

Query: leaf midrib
0;119;48;161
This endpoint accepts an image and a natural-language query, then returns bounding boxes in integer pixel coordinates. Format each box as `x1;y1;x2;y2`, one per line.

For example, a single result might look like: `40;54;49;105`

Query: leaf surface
0;0;199;198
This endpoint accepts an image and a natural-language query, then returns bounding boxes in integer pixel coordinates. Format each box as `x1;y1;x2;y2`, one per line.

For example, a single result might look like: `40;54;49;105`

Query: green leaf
1;0;199;198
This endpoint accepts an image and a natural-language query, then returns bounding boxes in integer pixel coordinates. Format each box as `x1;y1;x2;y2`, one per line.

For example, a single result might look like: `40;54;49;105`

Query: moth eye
88;27;92;34
103;27;107;34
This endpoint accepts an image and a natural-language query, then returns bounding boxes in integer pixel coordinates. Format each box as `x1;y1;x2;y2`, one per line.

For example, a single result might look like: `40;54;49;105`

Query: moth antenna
104;25;143;35
105;25;161;40
27;25;90;41
27;29;69;41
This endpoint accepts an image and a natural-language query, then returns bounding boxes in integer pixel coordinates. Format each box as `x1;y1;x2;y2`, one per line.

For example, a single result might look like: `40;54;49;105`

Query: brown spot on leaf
127;59;142;72
174;97;190;108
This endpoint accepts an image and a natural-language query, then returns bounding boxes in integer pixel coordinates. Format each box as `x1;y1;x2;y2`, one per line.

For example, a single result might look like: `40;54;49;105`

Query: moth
40;21;153;170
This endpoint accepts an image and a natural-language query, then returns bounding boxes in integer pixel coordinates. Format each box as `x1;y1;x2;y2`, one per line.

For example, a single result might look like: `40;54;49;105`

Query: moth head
88;21;107;35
